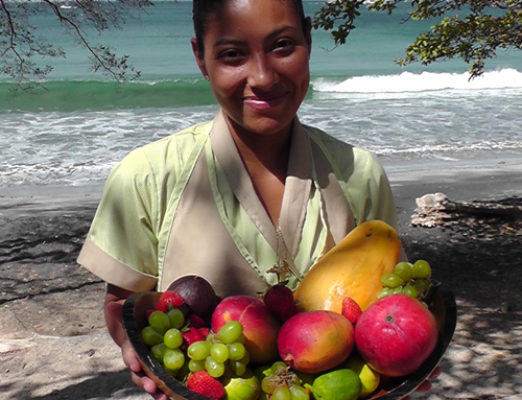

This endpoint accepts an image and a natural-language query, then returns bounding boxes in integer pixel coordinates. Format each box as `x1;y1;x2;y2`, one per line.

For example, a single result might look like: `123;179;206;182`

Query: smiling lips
243;92;288;111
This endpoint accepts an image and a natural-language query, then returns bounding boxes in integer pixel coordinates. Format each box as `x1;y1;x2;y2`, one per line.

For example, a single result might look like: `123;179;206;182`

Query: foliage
313;0;522;78
0;0;152;87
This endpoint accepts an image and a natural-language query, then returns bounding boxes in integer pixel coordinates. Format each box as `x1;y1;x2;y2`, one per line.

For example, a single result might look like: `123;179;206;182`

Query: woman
78;0;435;398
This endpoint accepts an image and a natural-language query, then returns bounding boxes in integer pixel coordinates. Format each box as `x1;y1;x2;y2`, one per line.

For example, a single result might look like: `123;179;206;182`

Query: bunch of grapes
141;306;188;374
378;259;432;301
187;321;250;378
260;361;310;400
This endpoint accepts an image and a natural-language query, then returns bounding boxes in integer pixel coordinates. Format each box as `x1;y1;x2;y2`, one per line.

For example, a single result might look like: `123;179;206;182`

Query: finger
153;392;169;400
121;342;142;373
416;379;433;393
430;366;442;379
130;371;158;394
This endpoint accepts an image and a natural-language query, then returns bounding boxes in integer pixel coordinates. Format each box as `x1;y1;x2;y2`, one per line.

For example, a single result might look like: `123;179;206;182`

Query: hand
121;339;169;400
105;286;169;400
401;366;442;400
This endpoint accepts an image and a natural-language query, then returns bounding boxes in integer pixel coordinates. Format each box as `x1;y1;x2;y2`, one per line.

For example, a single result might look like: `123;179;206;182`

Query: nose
246;52;277;89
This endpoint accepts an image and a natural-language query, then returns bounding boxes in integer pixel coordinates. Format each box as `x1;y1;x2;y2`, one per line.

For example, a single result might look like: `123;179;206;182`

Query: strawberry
188;313;206;328
155;291;184;312
264;284;297;322
198;327;210;338
182;326;205;348
342;297;362;324
186;371;226;399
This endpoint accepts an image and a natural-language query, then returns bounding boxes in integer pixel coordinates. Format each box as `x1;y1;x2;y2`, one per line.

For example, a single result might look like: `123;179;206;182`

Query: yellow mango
294;220;402;312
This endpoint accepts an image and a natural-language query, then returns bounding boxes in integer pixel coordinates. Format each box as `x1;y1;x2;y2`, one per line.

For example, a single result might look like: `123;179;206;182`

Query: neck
227;120;293;182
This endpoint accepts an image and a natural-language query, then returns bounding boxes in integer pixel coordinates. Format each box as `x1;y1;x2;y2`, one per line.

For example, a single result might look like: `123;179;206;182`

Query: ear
191;38;209;78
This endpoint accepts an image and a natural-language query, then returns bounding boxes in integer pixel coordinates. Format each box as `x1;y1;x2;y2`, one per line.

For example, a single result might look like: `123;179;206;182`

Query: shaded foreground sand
1;163;521;400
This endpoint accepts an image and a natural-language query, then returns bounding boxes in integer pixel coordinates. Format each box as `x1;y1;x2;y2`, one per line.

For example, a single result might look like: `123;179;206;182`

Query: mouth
243;92;288;111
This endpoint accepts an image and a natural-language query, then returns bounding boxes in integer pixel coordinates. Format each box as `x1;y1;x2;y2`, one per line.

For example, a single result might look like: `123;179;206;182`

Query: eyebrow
212;25;297;48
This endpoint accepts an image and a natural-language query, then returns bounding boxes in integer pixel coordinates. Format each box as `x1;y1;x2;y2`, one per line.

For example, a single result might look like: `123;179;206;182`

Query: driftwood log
411;193;522;228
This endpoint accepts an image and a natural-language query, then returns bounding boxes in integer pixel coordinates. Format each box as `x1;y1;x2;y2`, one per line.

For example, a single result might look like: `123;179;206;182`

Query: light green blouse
77;111;398;296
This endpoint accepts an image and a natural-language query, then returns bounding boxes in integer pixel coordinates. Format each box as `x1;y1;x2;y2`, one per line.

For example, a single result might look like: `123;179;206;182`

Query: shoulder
303;123;383;180
116;120;212;180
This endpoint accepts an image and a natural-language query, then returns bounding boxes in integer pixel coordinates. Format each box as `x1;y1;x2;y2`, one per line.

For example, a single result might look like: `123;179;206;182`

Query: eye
217;48;245;64
272;38;295;54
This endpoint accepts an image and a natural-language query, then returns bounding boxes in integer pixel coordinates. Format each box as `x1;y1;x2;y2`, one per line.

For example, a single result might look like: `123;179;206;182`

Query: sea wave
0;78;215;112
311;68;522;95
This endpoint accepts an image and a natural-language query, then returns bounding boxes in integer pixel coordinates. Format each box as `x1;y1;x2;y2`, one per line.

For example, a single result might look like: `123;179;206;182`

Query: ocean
1;0;522;189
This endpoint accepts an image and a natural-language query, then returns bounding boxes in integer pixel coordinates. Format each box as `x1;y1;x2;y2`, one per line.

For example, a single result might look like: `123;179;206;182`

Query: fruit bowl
122;286;456;400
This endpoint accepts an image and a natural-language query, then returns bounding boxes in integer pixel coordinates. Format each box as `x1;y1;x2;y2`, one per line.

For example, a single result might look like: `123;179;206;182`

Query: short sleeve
77;148;160;291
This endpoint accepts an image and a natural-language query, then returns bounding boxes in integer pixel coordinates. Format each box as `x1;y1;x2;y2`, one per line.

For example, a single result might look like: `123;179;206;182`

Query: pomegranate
355;294;438;377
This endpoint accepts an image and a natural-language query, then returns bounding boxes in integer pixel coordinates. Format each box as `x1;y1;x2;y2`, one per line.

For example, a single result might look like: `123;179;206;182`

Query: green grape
187;340;211;360
150;343;167;363
148;310;171;335
230;360;247;376
163;348;185;371
167;308;185;329
188;359;206;373
380;273;404;288
210;343;229;363
271;361;288;375
391;286;404;295
164;328;183;349
141;326;164;346
414;278;431;295
239;353;250;366
217;321;243;344
261;376;279;394
272;385;292;400
205;356;226;378
227;342;246;361
377;287;393;299
412;259;432;279
403;285;419;299
394;261;413;281
289;384;310;400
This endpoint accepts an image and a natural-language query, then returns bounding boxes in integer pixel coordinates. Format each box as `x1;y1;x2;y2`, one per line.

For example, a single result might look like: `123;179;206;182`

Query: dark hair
192;0;308;53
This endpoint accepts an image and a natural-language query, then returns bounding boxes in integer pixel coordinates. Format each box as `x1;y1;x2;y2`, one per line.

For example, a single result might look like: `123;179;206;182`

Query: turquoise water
1;1;521;187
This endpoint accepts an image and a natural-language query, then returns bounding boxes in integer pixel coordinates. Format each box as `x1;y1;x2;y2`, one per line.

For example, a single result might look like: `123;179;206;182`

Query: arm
104;284;168;400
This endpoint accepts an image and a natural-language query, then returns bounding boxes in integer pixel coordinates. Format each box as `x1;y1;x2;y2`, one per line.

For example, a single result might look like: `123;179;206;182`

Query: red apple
355;294;438;377
277;310;354;373
211;295;280;363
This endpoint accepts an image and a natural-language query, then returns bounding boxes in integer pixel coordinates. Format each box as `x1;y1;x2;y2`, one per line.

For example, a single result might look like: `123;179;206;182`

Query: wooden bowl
122;286;456;400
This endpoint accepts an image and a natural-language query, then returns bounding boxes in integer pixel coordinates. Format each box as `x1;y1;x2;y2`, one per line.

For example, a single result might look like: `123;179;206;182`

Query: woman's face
192;0;311;140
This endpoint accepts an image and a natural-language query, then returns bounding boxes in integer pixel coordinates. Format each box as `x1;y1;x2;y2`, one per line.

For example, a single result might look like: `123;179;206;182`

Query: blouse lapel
210;111;314;261
210;111;279;250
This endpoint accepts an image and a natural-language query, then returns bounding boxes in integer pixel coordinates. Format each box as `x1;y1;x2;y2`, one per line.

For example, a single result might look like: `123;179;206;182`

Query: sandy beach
1;159;521;400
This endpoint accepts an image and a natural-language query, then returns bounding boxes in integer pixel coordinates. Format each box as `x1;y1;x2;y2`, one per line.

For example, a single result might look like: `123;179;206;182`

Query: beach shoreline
1;161;521;400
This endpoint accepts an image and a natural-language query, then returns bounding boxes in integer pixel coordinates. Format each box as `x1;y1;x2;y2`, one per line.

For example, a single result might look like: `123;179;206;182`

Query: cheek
282;54;310;85
211;69;246;102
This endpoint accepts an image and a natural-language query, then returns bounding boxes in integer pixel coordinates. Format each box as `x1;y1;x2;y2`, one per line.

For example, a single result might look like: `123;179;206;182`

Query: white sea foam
312;68;522;95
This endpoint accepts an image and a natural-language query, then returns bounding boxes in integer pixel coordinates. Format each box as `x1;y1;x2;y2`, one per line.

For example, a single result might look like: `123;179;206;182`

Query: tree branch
42;0;121;80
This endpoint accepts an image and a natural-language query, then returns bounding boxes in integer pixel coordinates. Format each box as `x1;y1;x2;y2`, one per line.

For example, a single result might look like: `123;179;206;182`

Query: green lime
311;369;361;400
224;375;261;400
344;355;380;397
